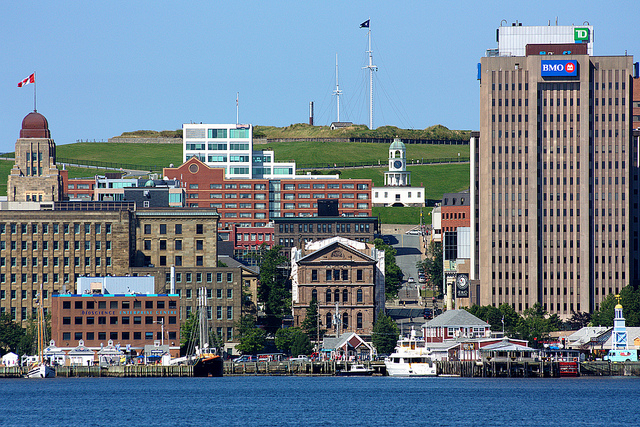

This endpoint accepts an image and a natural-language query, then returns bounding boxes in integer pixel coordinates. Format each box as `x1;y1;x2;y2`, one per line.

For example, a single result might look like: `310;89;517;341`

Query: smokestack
309;101;314;126
170;265;175;294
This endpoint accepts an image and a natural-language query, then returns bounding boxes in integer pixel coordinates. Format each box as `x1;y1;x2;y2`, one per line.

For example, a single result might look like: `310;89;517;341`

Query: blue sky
1;1;638;151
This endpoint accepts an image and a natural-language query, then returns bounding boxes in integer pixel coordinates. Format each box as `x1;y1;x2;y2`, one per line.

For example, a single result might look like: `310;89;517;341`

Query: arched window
311;289;317;302
357;312;363;329
342;312;349;330
326;289;332;303
343;289;348;302
357;289;363;303
326;312;332;329
334;289;340;302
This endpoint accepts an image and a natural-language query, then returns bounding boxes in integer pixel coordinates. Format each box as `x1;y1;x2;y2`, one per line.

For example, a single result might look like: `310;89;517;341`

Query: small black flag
360;19;370;28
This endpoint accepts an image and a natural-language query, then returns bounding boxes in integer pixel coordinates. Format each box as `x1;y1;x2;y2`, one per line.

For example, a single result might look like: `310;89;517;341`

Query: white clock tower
384;137;411;186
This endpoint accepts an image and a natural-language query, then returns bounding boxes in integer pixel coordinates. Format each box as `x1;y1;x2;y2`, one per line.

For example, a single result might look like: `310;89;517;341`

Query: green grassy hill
262;140;468;167
253;123;470;141
339;164;469;200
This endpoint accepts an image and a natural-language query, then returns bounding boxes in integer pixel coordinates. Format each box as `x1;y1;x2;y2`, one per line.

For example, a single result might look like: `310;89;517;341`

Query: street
388;233;423;304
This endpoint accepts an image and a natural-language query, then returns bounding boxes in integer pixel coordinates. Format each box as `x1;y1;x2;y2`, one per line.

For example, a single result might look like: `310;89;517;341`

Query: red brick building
163;158;373;229
51;293;181;357
441;192;470;233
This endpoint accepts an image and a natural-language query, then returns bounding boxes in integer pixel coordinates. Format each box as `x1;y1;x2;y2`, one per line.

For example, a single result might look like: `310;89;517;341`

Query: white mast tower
333;54;342;122
361;19;377;130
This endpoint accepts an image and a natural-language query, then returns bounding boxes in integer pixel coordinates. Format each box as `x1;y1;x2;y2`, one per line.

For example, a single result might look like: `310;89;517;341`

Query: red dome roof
20;111;50;138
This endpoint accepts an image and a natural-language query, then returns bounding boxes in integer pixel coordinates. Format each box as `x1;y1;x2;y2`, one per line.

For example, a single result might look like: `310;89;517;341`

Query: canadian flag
18;73;35;87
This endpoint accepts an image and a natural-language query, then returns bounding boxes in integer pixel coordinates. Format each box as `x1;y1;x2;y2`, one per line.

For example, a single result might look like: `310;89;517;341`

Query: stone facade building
7;112;63;202
290;237;385;339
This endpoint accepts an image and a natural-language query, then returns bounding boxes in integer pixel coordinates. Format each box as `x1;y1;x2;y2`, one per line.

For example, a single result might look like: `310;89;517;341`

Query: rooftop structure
182;123;295;179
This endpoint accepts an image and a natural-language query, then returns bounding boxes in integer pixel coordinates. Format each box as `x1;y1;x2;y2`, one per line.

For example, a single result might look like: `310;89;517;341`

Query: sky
1;1;639;151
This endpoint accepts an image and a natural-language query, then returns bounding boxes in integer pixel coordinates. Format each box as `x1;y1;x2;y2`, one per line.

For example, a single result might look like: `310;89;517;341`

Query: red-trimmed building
163;157;373;229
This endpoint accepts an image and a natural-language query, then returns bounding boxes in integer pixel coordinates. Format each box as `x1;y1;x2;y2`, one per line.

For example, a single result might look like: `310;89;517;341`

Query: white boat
385;327;436;377
25;363;55;379
336;363;374;376
24;285;56;379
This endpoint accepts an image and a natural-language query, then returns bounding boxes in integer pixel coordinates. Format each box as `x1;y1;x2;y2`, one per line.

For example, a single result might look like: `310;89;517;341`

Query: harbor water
1;376;639;426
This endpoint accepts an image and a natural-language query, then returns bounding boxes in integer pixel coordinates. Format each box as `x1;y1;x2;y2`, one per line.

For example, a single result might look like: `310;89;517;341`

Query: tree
235;315;266;355
565;311;591;330
0;314;26;356
465;304;503;331
256;245;291;333
236;328;266;355
291;330;313;356
371;312;399;355
373;238;403;300
417;240;443;294
179;312;199;356
516;303;560;344
301;297;325;341
275;327;298;354
591;285;640;327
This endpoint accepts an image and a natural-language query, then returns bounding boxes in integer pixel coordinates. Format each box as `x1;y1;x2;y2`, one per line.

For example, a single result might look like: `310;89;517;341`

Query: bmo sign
541;60;578;77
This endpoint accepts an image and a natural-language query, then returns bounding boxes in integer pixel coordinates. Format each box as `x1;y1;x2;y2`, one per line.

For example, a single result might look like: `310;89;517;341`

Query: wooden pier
223;360;385;376
3;360;640;378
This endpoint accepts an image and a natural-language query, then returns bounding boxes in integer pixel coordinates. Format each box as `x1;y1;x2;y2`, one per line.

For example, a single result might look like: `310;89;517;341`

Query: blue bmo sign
541;60;578;77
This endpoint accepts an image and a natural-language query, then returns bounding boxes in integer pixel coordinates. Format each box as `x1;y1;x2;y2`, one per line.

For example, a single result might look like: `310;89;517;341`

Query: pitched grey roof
422;309;489;328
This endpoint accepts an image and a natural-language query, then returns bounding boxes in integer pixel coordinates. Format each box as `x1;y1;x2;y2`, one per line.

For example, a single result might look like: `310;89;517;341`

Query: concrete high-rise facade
473;24;638;317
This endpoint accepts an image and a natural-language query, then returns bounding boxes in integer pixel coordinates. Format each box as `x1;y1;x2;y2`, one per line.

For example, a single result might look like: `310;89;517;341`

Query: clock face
393;160;402;169
457;275;468;290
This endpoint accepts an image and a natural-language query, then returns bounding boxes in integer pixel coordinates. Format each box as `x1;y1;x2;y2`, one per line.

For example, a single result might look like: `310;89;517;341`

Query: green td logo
574;28;589;42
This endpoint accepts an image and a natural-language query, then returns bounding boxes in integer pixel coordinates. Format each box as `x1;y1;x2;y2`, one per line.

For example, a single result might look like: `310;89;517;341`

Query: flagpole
361;18;377;130
33;71;37;112
236;92;239;125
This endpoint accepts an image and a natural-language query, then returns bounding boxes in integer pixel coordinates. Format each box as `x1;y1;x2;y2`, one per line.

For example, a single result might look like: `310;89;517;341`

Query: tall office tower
473;23;638;317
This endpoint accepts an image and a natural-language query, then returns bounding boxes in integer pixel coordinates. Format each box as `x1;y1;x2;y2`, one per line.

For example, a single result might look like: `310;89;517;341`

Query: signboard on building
456;273;469;298
541;60;578;77
574;28;589;42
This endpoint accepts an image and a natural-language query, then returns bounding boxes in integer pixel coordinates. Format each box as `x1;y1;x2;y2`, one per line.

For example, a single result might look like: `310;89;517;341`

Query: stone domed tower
384;137;411;186
7;111;63;201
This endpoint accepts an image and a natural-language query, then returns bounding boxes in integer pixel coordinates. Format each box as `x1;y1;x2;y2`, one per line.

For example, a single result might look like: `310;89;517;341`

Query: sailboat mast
38;284;43;363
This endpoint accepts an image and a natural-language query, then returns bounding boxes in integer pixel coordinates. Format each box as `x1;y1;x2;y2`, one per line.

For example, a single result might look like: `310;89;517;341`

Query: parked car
234;355;258;363
289;355;310;362
418;276;426;283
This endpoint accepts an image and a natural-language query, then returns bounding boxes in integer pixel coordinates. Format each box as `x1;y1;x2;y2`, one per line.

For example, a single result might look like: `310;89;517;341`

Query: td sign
574;28;589;42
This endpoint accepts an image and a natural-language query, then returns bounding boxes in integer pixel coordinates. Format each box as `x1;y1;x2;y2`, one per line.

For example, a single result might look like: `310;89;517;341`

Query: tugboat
384;327;436;377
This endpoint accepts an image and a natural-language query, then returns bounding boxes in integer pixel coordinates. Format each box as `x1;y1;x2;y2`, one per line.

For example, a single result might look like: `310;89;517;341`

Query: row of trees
464;285;640;346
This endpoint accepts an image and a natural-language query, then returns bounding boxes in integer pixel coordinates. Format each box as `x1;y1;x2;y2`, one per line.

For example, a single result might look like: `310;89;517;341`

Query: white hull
25;364;55;379
385;360;436;377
